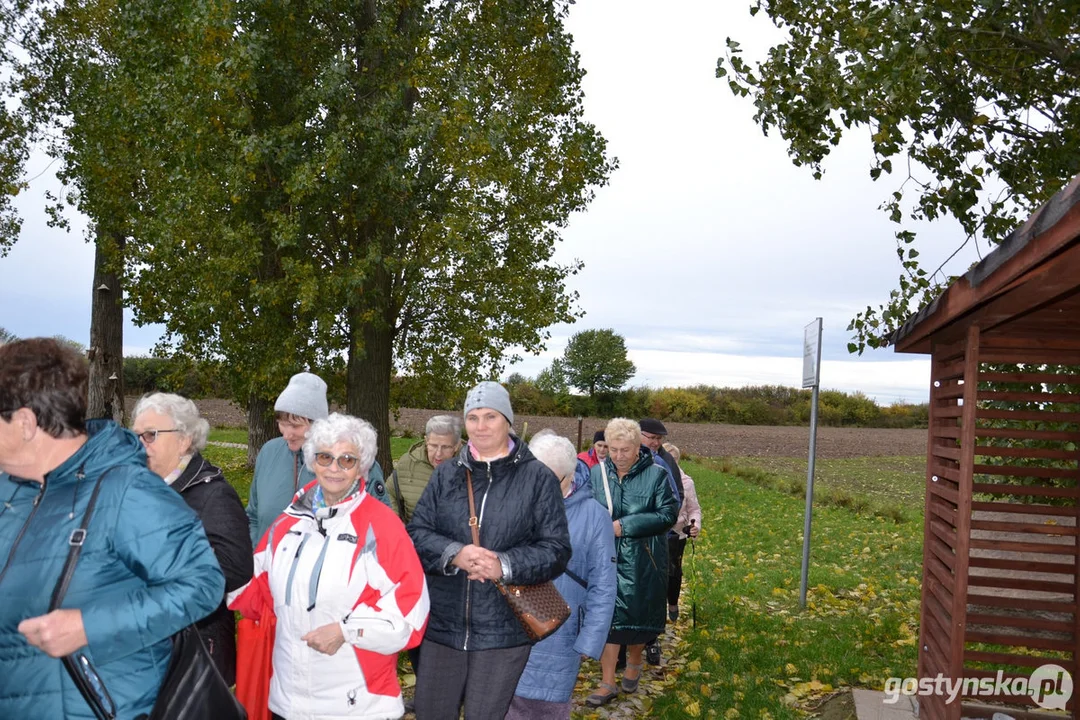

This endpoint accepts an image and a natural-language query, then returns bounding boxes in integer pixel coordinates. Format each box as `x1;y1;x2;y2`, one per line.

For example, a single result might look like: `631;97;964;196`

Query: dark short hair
0;338;88;438
275;411;311;425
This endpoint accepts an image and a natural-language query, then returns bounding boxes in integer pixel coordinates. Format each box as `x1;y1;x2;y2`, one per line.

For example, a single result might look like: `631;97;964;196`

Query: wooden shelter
891;174;1080;719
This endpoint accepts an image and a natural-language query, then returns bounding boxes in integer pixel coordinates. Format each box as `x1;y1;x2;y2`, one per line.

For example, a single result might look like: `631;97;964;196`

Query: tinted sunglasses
314;452;359;470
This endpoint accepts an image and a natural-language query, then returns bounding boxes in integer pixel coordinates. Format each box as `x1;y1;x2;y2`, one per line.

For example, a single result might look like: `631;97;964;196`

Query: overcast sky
0;1;987;404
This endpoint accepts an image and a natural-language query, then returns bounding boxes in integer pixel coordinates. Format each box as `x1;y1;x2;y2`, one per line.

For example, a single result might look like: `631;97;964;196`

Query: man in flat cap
639;418;682;507
637;418;682;666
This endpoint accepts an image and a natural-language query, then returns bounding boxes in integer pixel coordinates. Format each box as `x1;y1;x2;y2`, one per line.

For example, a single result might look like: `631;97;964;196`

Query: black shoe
404;698;415;714
645;639;661;666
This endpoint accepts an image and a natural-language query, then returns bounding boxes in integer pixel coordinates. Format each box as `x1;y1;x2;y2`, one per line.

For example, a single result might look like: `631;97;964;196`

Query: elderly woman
131;392;253;685
229;413;429;719
390;414;463;522
507;433;616;720
663;443;702;622
408;381;572;720
586;417;679;707
0;339;223;719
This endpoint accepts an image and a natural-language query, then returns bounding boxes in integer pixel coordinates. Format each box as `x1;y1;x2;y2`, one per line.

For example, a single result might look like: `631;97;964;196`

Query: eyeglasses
426;443;458;455
135;428;181;444
314;452;359;470
641;432;664;442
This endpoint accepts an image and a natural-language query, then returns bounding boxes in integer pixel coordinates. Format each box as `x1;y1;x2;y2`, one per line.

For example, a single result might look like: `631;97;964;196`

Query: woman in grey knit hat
408;381;572;720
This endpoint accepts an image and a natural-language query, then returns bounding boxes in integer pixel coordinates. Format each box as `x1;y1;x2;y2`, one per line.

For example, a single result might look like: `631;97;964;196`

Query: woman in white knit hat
408;381;572;720
245;372;329;546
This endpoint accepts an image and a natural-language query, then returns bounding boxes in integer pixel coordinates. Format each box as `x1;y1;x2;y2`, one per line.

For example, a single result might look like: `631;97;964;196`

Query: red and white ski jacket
229;481;429;720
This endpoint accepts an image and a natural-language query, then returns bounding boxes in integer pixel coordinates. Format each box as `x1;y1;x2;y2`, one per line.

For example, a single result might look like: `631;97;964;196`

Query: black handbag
143;624;247;720
50;468;246;720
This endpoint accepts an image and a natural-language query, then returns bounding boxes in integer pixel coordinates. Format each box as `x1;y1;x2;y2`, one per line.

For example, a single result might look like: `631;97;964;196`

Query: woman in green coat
587;417;679;707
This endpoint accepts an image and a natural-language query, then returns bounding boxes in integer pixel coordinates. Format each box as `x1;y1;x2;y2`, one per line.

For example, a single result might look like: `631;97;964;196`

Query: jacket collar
172;452;222;494
453;433;527;471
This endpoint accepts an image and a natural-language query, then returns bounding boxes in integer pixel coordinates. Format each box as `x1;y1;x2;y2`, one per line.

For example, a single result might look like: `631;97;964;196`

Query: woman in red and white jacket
229;413;429;720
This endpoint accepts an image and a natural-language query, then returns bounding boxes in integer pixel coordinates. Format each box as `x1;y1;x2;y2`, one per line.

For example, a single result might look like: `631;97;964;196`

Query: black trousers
667;535;688;606
413;638;531;720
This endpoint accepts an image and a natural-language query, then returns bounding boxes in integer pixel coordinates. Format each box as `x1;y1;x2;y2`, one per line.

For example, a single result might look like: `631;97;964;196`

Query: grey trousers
413;639;531;720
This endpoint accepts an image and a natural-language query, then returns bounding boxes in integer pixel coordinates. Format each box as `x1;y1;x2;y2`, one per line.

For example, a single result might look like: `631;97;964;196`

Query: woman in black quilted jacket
132;392;253;685
408;381;571;720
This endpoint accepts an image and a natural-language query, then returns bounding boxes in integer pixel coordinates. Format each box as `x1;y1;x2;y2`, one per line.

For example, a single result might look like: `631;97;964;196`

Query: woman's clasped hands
453;544;503;582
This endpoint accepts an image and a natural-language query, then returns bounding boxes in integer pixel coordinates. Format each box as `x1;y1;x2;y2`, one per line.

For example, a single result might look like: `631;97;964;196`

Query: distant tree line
401;373;929;429
122;356;927;429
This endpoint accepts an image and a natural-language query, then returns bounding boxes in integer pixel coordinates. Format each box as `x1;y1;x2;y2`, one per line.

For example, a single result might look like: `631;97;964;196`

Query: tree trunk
87;230;126;423
247;393;277;469
346;306;393;473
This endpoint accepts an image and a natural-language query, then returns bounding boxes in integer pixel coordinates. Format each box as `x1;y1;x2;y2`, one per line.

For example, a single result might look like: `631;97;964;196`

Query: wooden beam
894;178;1080;354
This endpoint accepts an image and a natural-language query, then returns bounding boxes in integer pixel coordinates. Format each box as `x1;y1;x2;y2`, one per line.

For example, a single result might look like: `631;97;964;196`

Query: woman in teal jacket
0;338;225;719
586;417;679;707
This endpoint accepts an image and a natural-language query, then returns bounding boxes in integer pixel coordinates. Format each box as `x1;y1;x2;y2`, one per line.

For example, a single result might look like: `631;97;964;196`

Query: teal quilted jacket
0;420;225;719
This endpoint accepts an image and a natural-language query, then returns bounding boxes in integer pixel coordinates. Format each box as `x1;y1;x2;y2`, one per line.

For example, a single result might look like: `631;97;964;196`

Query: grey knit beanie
463;381;514;426
274;372;329;421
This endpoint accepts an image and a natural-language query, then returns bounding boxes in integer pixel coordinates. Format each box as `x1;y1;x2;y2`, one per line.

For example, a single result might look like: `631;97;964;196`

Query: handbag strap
599;461;614;518
564;567;588;590
465;469;480;546
50;466;112;611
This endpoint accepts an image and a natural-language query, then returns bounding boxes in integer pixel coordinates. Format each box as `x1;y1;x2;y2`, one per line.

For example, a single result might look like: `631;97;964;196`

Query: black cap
593;430;606;443
639;418;668;436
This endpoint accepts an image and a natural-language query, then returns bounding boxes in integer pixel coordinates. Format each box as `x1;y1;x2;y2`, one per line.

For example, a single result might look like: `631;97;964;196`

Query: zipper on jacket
0;481;45;587
464;461;496;650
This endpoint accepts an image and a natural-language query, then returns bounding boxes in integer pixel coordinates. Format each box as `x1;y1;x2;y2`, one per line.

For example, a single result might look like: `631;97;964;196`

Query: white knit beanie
274;372;329;421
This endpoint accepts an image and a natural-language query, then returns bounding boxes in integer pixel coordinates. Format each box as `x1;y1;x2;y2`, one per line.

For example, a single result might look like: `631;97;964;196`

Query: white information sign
802;318;822;388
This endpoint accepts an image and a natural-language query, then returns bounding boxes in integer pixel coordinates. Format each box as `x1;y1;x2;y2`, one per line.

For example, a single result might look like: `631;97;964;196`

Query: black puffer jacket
172;453;254;685
408;437;571;651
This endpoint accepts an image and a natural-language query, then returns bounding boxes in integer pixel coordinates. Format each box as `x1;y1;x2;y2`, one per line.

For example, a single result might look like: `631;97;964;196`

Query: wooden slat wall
920;337;1080;718
920;334;969;720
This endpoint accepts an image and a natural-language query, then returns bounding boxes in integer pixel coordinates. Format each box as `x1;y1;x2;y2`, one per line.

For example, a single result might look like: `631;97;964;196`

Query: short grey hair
133;392;210;451
425;414;462;438
529;433;577;482
303;412;377;478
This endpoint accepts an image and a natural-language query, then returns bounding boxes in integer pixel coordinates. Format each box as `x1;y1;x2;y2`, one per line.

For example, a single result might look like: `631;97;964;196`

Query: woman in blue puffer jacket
0;338;225;720
507;432;617;720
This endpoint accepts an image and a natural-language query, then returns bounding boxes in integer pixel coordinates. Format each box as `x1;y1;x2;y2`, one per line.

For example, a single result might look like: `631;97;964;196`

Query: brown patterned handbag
466;470;571;642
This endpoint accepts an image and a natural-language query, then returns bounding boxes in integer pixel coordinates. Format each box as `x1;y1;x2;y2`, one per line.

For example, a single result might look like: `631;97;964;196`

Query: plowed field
169;398;927;459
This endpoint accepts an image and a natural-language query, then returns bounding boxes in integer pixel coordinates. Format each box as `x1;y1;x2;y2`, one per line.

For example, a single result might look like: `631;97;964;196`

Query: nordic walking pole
688;519;698;628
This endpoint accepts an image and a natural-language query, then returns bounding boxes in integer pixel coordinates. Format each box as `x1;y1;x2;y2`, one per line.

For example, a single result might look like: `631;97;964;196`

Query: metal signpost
799;318;823;608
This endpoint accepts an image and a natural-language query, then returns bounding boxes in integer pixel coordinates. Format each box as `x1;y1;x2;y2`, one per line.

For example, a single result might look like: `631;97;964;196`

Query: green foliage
559;329;636;397
0;4;28;257
123;356;231;398
19;0;614;466
501;379;928;428
0;327;16;344
723;0;1080;351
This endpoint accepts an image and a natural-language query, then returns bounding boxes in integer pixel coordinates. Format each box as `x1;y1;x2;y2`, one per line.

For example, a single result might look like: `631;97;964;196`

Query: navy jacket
408;437;571;650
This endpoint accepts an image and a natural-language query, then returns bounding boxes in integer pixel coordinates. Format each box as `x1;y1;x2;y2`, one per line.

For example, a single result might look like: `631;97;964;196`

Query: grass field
642;459;923;719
